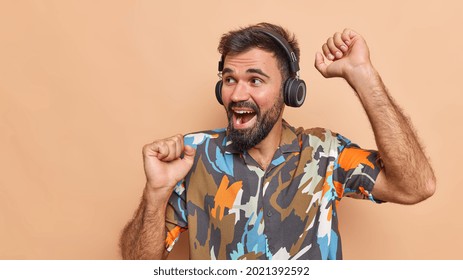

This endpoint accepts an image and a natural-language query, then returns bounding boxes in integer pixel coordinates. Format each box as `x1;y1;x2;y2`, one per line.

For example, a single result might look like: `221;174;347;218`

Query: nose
229;81;251;103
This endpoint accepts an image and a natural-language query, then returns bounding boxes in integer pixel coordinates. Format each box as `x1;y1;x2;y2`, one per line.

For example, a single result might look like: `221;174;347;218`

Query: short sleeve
333;134;383;203
164;133;202;252
164;180;188;252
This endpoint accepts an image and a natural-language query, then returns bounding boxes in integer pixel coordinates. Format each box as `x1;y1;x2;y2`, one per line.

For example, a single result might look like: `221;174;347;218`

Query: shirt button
267;210;273;217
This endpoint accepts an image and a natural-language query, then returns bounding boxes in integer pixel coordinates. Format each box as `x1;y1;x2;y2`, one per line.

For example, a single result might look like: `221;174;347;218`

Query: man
119;23;436;260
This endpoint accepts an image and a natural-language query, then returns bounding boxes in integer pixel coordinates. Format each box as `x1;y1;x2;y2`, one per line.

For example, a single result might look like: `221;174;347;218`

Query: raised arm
314;29;436;204
119;134;195;259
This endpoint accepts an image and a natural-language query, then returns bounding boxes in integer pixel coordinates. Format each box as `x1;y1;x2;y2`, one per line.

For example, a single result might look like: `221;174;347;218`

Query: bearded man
119;23;435;260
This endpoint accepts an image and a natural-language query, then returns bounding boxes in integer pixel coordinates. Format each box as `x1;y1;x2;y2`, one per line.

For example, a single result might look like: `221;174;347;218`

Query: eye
224;76;236;85
251;78;263;86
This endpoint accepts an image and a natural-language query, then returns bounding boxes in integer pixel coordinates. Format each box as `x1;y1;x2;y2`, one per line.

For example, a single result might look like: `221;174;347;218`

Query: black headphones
215;28;306;107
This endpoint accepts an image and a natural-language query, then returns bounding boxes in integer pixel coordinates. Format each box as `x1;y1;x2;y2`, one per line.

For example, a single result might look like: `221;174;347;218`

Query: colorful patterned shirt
165;121;382;260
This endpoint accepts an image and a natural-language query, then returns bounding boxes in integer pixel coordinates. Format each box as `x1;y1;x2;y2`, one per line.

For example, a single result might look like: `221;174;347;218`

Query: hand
142;134;196;197
314;28;373;82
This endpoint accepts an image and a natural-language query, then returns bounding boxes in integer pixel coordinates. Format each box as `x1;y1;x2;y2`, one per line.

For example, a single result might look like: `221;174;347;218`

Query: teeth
235;110;254;114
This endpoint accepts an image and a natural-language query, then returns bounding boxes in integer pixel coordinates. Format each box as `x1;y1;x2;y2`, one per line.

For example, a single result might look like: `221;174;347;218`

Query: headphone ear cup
284;78;307;107
215;80;224;105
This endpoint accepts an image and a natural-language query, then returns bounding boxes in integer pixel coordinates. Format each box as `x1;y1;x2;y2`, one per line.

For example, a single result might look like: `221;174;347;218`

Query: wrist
345;63;381;91
143;183;172;208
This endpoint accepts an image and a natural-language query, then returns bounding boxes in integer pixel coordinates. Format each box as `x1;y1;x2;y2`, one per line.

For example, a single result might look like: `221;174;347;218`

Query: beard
227;95;284;153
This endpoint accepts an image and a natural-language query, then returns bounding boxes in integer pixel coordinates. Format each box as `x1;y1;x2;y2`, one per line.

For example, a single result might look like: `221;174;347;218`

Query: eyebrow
222;67;270;78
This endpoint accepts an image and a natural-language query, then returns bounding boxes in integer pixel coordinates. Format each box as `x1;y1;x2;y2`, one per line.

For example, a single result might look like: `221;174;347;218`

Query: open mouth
232;108;257;129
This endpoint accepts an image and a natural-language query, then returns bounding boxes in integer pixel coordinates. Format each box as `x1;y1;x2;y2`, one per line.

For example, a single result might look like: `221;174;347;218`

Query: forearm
347;65;436;203
119;186;170;259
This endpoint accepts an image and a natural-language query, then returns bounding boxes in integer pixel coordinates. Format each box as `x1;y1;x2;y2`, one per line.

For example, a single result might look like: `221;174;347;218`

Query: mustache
227;101;260;115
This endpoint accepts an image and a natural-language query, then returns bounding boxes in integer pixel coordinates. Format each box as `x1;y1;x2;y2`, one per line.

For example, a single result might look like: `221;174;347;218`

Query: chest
191;143;339;213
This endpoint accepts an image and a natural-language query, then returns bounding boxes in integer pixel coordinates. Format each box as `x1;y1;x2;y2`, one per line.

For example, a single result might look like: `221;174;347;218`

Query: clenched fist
142;134;196;202
314;28;375;84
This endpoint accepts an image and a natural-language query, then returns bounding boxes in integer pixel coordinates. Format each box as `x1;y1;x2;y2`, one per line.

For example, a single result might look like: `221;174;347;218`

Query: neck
247;118;283;170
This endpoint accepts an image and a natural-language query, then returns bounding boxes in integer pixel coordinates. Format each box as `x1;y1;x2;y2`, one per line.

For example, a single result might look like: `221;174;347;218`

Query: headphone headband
253;28;300;73
217;28;300;75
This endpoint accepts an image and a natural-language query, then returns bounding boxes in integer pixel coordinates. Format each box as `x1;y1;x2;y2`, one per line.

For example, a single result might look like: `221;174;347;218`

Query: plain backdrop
1;0;461;259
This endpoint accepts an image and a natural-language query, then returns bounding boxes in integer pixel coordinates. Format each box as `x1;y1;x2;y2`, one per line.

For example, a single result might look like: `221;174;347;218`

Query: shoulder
293;125;356;152
294;126;343;142
296;126;330;140
183;128;227;149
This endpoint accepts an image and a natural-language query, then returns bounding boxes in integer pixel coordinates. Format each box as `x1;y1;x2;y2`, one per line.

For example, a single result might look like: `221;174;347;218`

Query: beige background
0;0;461;259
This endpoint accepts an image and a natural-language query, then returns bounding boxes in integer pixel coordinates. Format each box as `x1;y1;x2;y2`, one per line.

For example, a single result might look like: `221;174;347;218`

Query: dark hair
217;22;300;80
